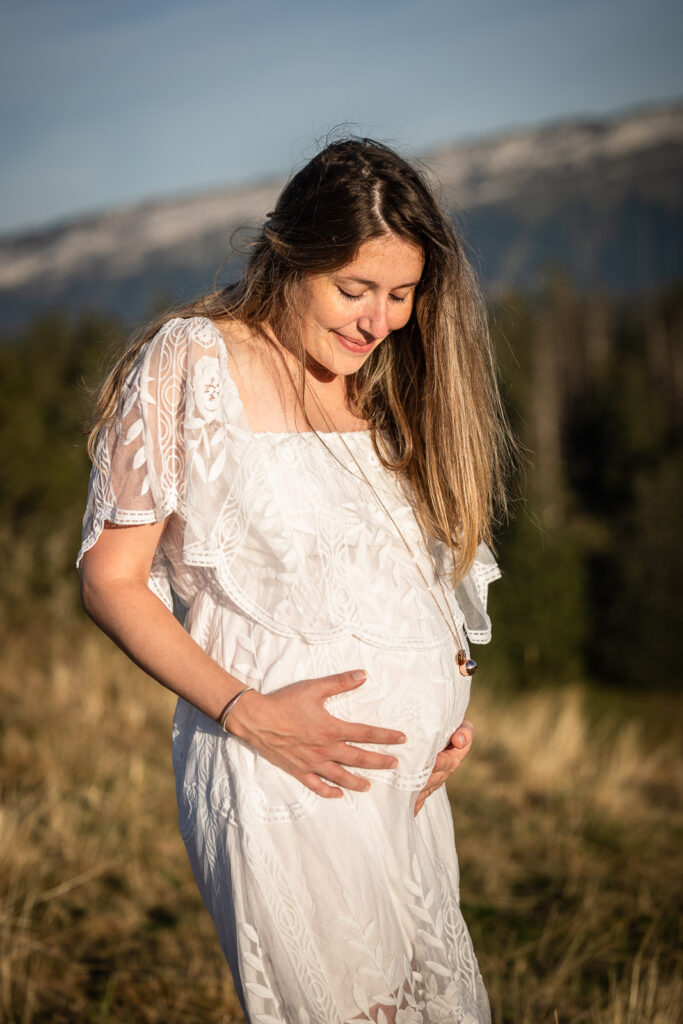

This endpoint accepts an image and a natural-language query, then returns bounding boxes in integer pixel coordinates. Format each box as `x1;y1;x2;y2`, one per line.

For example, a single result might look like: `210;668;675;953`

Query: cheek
317;296;351;327
390;302;414;330
300;281;345;328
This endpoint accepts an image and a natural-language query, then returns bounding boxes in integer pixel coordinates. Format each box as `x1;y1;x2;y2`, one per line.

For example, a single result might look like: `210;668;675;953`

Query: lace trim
76;502;178;566
77;316;501;649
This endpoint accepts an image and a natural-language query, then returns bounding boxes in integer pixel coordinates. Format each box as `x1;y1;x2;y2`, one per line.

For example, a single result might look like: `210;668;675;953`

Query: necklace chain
305;382;475;672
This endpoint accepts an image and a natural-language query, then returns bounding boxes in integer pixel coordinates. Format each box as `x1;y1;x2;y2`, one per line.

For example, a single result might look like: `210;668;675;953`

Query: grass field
1;621;681;1024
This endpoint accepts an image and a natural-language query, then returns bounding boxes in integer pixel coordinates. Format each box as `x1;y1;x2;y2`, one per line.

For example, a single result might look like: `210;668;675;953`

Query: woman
78;137;514;1023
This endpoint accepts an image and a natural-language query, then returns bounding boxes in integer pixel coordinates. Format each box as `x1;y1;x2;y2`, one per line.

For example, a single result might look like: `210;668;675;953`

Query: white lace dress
77;316;501;1024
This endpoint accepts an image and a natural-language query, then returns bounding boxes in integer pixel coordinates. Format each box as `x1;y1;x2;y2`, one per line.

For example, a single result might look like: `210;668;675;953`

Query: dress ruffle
78;316;501;650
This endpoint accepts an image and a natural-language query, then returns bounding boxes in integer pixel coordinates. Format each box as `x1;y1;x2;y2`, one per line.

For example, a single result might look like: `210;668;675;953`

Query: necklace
305;384;477;677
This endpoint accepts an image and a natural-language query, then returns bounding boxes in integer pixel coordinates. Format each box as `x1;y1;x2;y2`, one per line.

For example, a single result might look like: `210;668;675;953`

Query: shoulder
139;315;251;425
146;315;226;364
135;316;230;397
208;315;260;368
206;316;276;402
146;314;263;370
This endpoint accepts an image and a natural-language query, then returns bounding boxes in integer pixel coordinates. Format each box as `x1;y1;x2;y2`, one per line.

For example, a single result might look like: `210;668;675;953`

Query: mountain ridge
2;98;681;329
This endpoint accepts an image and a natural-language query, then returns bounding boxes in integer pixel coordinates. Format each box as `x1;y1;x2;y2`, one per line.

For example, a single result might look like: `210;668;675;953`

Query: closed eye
337;287;411;304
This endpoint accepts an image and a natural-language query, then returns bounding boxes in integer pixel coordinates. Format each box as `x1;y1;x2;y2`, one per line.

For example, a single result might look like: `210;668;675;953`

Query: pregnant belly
178;610;472;826
322;639;471;790
250;630;471;792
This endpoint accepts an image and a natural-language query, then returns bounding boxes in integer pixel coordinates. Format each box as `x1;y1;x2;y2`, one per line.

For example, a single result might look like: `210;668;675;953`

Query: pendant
457;649;477;677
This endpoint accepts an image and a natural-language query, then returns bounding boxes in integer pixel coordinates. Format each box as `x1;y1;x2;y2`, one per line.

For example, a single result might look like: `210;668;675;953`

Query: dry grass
0;622;681;1024
456;686;683;1023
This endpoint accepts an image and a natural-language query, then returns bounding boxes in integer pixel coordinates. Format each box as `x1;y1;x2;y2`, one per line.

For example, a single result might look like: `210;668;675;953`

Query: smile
332;330;377;354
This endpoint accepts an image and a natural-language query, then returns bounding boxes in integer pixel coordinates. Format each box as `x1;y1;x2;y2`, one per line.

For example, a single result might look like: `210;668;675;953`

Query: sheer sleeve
430;537;503;645
76;318;189;571
452;540;502;644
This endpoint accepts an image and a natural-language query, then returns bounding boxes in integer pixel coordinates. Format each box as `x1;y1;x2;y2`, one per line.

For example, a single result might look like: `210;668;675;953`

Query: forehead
337;234;424;284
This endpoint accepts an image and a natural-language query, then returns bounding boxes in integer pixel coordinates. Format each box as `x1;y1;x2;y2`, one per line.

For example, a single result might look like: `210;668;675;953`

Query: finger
319;762;372;793
423;780;445;798
300;772;344;799
337;721;407;746
435;746;469;775
330;744;399;771
414;782;441;817
434;747;464;772
421;778;448;802
432;750;452;772
452;718;474;749
316;670;368;699
421;774;448;798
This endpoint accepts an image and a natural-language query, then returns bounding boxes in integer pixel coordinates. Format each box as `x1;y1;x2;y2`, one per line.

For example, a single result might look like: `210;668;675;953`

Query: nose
357;297;390;341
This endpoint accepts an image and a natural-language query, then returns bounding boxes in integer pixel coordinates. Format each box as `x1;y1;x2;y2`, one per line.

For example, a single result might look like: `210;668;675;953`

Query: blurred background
1;2;681;1022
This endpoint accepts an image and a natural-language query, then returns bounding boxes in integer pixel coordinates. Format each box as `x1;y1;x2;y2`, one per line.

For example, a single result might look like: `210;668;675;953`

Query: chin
335;354;376;377
305;340;376;378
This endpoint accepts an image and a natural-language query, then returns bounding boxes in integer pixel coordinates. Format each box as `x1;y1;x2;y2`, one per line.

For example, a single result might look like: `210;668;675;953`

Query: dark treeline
488;273;682;690
1;273;680;689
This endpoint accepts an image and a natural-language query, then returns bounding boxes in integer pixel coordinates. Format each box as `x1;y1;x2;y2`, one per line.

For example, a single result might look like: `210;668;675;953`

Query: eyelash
337;287;410;304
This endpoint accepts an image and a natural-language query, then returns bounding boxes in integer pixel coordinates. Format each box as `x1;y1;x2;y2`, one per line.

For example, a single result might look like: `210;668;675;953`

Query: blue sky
1;0;681;236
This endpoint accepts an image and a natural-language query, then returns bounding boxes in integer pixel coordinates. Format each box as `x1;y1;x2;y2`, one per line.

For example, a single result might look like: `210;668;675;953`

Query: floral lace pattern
78;316;496;1023
77;316;501;649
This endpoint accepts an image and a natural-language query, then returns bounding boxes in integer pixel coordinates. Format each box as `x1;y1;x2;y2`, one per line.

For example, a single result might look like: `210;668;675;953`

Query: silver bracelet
218;686;254;732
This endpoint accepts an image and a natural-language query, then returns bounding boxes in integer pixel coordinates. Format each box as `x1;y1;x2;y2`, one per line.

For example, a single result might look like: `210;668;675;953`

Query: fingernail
457;734;466;747
398;734;407;744
351;670;367;681
390;758;398;769
363;782;371;792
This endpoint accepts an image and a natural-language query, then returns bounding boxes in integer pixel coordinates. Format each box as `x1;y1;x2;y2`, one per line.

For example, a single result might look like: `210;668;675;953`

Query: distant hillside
1;100;681;331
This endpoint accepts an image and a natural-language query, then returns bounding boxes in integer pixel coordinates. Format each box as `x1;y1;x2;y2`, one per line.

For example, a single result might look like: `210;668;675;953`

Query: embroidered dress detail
77;316;497;1023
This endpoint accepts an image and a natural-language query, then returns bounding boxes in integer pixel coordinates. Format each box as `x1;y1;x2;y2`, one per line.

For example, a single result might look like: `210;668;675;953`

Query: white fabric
78;316;500;1023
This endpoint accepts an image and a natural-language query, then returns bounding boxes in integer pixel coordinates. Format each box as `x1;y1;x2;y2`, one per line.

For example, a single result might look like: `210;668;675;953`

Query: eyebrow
336;275;420;289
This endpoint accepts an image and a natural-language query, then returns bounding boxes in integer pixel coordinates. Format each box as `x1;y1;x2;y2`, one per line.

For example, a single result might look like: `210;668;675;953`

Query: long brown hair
88;136;518;583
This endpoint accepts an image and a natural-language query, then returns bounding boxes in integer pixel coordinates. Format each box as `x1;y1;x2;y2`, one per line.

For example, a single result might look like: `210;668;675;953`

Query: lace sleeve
76;319;189;569
453;540;502;644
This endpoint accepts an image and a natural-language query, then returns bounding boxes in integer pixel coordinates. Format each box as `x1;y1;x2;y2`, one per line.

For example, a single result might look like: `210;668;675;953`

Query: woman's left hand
413;719;474;817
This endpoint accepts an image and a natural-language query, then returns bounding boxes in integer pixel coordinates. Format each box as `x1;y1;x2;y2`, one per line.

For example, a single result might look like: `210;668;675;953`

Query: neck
260;318;359;424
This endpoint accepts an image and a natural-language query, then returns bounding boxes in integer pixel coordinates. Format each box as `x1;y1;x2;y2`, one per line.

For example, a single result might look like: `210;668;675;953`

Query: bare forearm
80;576;246;722
79;561;411;798
76;527;408;798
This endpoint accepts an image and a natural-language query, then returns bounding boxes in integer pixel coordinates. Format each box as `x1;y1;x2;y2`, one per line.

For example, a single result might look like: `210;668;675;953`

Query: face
296;233;425;377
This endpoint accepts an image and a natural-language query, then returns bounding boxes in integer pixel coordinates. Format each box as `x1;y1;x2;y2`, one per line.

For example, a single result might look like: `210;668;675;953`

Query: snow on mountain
0;180;282;291
1;100;681;328
425;103;683;204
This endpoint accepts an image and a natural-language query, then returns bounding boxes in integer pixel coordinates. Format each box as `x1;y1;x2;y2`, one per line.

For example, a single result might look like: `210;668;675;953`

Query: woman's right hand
227;670;407;798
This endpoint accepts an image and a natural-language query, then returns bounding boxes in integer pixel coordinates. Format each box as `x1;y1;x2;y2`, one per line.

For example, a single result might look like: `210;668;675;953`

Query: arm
80;520;407;799
80;520;241;722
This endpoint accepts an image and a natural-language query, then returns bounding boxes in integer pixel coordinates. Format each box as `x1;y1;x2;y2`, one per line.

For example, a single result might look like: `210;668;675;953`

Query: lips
332;330;376;354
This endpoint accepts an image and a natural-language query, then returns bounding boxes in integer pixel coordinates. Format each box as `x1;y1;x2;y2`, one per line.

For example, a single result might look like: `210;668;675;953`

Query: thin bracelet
217;687;254;732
